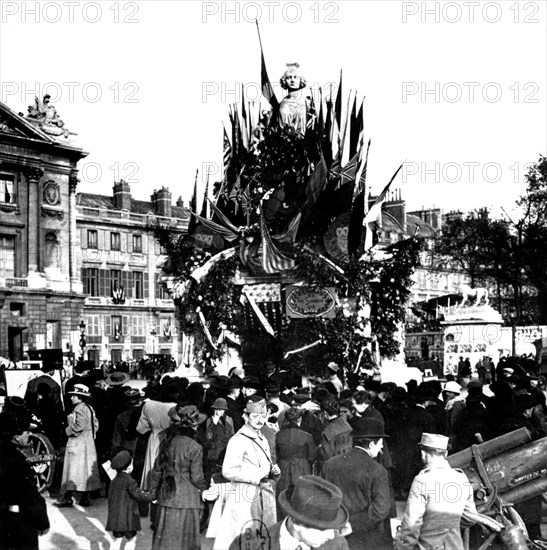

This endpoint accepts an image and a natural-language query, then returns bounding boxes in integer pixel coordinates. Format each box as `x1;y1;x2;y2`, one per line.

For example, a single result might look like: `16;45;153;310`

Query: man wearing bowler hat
324;417;392;550
395;433;480;550
228;475;349;549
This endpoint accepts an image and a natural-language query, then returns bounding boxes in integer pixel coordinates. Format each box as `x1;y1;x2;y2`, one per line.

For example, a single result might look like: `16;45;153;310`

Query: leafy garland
158;122;422;376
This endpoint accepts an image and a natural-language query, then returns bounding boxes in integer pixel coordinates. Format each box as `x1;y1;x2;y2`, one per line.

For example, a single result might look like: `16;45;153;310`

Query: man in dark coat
229;475;349;550
0;410;50;550
24;361;64;418
316;396;352;473
324;417;393;550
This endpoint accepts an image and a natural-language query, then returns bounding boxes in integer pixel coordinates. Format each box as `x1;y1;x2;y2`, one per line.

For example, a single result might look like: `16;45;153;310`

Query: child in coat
106;450;155;548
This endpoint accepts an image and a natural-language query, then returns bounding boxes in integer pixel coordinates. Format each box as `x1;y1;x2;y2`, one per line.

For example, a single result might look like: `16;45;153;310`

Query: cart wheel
26;432;56;493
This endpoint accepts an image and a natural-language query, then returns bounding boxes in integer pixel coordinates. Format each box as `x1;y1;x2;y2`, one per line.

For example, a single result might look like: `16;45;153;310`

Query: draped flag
256;21;279;111
260;210;296;273
191;211;238;242
348;138;371;257
363;163;403;250
222;123;232;177
198;309;218;349
242;288;276;337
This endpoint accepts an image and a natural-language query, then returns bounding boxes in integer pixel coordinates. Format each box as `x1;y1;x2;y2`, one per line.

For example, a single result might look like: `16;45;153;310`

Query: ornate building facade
76;182;188;366
0;100;87;361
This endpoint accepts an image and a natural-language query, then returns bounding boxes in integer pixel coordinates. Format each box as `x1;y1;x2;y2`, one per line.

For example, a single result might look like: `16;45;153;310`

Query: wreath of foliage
158;122;422;376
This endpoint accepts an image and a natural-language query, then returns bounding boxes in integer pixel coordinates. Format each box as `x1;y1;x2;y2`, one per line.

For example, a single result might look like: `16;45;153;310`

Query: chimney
151;186;172;217
113;179;131;210
176;196;184;208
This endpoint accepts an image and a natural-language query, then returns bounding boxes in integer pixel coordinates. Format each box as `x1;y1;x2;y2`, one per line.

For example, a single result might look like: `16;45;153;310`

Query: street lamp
510;309;517;358
150;328;157;355
79;319;86;361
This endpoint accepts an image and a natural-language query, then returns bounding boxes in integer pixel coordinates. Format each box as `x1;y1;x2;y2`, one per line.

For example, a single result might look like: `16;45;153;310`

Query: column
24;167;44;273
68;171;79;290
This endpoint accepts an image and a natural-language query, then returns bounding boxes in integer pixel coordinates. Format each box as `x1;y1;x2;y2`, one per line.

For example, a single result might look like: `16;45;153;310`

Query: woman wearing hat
55;384;101;507
203;398;234;480
148;403;208;550
212;395;280;550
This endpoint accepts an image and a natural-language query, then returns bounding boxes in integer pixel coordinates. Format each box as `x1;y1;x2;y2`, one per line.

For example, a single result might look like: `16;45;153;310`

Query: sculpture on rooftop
27;95;70;138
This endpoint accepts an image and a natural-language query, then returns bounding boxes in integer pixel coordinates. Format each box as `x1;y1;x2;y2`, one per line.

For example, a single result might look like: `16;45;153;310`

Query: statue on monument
27;95;70;138
457;283;489;308
278;62;314;134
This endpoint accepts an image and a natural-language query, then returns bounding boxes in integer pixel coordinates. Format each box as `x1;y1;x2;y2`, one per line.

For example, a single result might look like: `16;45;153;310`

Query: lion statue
457;283;489;307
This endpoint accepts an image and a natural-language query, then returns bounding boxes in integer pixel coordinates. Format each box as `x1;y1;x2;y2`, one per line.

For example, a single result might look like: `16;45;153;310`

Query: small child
105;450;155;547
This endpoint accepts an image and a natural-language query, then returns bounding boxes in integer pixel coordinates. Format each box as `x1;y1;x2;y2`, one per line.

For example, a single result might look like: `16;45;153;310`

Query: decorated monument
157;30;422;378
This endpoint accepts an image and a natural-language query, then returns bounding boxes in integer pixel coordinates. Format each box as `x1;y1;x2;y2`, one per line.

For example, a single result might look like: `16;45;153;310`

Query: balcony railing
5;277;28;288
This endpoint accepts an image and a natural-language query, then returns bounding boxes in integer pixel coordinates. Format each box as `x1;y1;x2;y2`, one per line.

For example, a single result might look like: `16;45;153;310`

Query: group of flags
185;23;401;277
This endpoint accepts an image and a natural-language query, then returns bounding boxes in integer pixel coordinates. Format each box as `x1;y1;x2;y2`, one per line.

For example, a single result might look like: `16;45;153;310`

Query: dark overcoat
0;440;50;550
324;447;393;550
105;471;154;533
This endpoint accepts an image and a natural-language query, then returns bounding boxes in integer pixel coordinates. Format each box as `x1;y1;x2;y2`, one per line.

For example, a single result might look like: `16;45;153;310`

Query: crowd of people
1;354;546;549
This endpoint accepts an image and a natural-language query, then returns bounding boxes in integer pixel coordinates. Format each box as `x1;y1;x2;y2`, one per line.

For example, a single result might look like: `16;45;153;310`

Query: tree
518;156;547;323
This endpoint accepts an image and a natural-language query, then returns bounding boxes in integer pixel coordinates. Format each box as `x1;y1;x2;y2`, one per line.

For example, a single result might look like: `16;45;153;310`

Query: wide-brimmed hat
0;411;35;439
211;398;228;410
443;381;462;394
420;432;449;451
208;375;233;390
169;404;206;427
279;475;349;530
68;384;91;399
105;372;130;386
364;379;382;393
123;388;143;404
352;417;389;439
241;376;263;390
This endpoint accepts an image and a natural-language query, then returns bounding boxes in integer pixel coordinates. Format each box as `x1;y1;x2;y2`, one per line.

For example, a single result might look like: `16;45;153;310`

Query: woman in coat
212;396;280;550
275;407;316;519
54;384;101;507
149;403;208;550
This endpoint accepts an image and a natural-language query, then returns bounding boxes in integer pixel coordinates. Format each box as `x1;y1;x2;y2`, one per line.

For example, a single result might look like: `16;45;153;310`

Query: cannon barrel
462;437;547;494
500;476;547;506
448;428;531;469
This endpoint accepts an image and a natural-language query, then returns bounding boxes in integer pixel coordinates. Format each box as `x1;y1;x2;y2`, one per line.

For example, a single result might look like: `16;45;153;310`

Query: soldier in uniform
395;433;479;550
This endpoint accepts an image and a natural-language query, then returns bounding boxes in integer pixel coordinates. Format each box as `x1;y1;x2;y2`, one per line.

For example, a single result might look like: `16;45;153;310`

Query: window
132;315;145;336
133;271;144;299
110;232;121;251
155;274;170;299
133;234;142;253
0;235;16;278
86;315;101;336
87;230;98;249
112;315;122;341
0;173;15;204
111;269;122;292
84;268;99;296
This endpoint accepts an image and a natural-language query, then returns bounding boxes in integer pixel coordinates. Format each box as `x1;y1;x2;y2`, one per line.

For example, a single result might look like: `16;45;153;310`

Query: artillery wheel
24;432;57;493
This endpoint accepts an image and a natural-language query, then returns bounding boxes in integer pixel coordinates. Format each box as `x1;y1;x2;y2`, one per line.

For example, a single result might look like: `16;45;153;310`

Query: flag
200;173;210;218
242;288;276;337
363;163;403;250
207;198;239;234
198;310;217;349
256;21;279;111
188;170;198;234
305;153;328;205
349;94;361;159
317;87;324;139
260;211;296;273
274;212;302;244
191;211;238;242
322;98;333;167
340;151;360;188
348;139;371;257
4;181;11;203
334;69;342;130
222;123;232;178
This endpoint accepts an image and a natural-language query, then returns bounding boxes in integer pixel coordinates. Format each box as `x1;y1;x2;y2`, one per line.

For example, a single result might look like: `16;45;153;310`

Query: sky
0;0;545;215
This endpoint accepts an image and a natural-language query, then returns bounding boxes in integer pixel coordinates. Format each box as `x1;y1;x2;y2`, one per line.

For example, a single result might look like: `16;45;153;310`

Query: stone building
0;100;87;361
76;182;188;366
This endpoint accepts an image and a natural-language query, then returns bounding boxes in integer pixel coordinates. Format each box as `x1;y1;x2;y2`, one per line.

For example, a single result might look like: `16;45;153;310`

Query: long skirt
152;506;200;550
